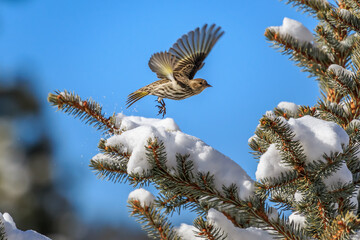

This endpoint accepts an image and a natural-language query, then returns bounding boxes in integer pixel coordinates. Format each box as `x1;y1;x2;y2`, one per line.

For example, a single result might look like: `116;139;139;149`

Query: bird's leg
155;98;166;118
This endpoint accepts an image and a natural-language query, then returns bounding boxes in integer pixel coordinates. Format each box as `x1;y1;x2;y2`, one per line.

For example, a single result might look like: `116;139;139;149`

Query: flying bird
126;24;224;117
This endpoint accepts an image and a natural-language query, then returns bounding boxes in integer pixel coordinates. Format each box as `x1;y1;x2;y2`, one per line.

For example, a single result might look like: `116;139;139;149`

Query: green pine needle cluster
47;90;120;134
128;198;181;240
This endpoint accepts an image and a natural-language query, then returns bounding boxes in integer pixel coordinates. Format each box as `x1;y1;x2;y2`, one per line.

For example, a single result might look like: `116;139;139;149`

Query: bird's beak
206;83;213;87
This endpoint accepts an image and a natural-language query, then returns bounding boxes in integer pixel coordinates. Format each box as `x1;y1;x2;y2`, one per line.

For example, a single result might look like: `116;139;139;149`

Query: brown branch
130;200;169;240
92;161;127;175
48;91;120;134
266;29;332;70
197;225;216;240
259;174;301;191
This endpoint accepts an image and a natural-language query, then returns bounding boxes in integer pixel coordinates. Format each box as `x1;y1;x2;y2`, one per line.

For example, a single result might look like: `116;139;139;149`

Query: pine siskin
126;24;224;117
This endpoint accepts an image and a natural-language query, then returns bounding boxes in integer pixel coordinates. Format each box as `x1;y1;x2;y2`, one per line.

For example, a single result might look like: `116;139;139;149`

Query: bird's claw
156;100;166;118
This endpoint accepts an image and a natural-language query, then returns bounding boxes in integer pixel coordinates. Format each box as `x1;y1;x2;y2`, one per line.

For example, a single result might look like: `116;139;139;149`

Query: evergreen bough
48;0;360;239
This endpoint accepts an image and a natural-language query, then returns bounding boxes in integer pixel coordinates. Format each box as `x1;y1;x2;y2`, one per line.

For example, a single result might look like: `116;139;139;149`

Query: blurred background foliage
0;73;150;240
0;0;148;239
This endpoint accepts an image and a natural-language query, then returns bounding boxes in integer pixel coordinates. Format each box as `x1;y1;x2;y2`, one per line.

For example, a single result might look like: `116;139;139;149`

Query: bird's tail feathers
126;91;149;108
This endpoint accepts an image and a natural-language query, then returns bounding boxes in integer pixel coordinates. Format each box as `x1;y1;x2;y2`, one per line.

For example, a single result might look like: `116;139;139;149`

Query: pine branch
0;218;6;240
193;217;227;240
256;114;360;236
256;170;300;195
319;212;360;239
47;90;120;134
327;67;357;99
331;8;360;33
281;0;333;17
89;156;129;183
298;106;318;117
157;194;194;215
351;36;360;76
47;0;360;236
265;28;333;78
346;121;360;144
328;183;357;212
343;0;360;11
344;138;360;174
249;133;270;159
146;139;305;239
316;24;354;58
317;99;350;127
260;116;308;176
98;139;131;161
219;210;247;229
128;199;181;240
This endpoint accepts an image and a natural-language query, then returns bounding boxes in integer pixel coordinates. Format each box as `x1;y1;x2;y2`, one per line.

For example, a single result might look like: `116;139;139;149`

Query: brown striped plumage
126;24;224;116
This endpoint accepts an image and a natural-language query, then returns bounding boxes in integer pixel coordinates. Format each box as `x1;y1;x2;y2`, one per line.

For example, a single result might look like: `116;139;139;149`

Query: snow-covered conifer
47;0;360;239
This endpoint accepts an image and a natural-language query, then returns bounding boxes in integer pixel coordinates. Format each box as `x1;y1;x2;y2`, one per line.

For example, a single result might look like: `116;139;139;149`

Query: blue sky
0;0;319;230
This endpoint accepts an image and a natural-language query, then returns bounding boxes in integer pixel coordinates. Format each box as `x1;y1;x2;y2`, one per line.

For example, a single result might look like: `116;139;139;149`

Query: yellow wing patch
148;51;177;81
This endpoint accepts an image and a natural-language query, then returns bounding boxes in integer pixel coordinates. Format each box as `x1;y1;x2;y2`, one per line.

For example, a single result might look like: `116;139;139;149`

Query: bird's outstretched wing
148;51;177;82
169;24;224;80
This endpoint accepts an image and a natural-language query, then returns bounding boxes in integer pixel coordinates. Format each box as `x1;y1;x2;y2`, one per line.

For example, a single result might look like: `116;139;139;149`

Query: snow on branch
332;8;360;33
48;89;360;239
256;115;349;181
0;212;51;240
128;188;156;208
177;209;273;240
328;64;356;79
268;17;314;44
102;113;254;200
326;64;357;102
127;189;180;239
251;103;359;234
265;18;333;76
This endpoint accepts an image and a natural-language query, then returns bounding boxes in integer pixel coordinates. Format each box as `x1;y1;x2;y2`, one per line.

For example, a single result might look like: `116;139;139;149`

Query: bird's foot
156;99;166;118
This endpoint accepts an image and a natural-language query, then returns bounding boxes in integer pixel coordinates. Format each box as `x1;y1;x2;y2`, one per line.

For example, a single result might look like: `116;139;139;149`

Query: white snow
176;209;274;240
176;224;201;240
269;17;314;43
288;212;306;228
0;212;51;240
103;113;254;200
350;187;359;211
350;119;360;127
128;188;155;208
322;162;353;189
328;64;355;78
256;114;352;192
92;152;115;163
339;9;352;18
207;209;274;240
267;207;279;221
294;191;304;202
256;144;292;180
277;102;299;115
265;111;276;120
288;116;349;163
114;113;180;132
351;230;360;239
247;135;258;144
